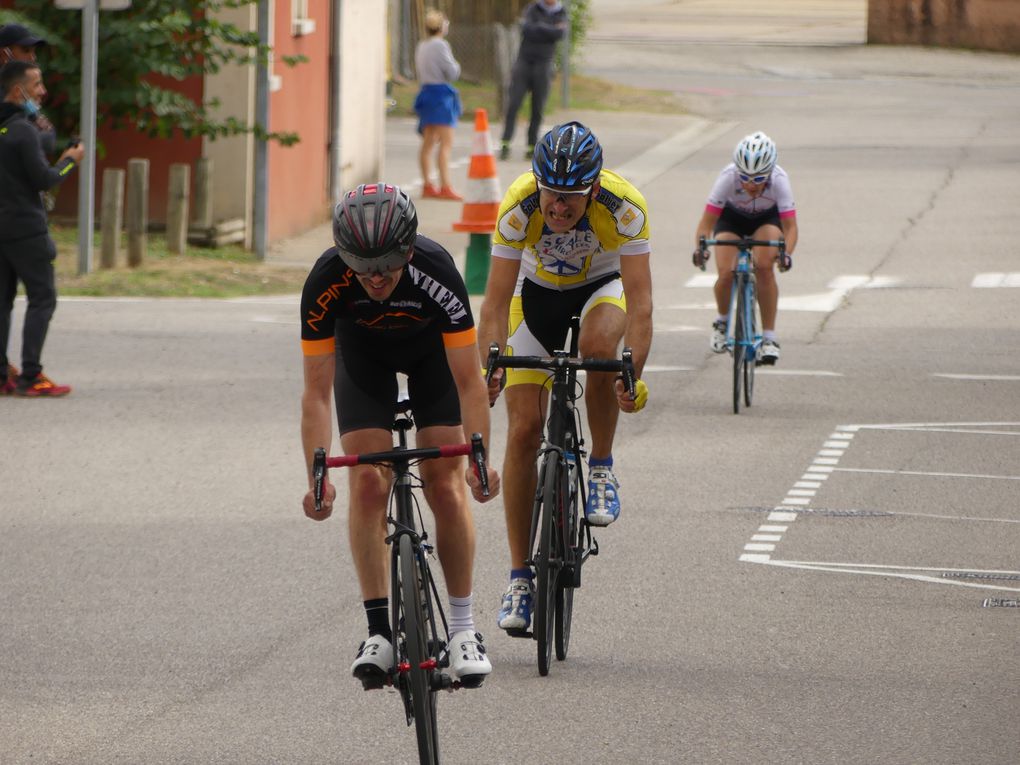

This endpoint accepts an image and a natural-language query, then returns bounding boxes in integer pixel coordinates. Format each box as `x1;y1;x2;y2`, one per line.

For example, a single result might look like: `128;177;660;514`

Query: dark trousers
501;57;554;148
0;233;58;381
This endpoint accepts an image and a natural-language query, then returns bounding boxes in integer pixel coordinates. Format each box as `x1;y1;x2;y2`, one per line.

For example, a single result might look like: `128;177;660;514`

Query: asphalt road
3;3;1019;763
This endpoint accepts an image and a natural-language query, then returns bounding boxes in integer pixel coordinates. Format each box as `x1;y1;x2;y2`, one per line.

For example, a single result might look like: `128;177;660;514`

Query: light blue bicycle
696;235;789;413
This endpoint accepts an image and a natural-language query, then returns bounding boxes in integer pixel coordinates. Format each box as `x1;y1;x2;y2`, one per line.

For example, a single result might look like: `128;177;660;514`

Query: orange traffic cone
454;109;502;293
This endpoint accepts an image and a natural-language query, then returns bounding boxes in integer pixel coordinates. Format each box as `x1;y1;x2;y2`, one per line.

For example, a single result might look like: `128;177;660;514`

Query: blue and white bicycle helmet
733;131;777;177
332;183;418;274
532;121;603;191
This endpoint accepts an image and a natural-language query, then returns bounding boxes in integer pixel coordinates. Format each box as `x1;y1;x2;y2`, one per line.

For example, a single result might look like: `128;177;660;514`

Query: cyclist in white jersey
693;131;798;364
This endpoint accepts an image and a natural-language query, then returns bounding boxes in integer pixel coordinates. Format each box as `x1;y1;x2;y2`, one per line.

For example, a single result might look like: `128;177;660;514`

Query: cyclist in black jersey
299;184;500;688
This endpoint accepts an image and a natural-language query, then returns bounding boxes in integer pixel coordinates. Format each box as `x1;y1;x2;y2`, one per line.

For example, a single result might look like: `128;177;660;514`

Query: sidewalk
266;108;702;271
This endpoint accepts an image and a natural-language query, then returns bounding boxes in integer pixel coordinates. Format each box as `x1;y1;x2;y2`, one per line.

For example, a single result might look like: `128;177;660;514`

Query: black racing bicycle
313;401;489;765
485;316;636;676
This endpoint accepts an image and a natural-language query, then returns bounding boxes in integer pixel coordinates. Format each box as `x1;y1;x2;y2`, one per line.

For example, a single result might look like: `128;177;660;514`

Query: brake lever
470;433;490;497
312;447;326;512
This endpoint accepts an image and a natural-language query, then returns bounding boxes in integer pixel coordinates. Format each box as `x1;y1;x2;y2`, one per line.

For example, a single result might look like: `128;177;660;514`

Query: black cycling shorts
333;331;460;435
520;272;621;356
714;205;781;238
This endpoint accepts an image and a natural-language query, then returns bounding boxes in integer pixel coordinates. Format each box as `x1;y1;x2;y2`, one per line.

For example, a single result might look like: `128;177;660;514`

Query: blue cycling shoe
586;467;621;526
497;578;533;631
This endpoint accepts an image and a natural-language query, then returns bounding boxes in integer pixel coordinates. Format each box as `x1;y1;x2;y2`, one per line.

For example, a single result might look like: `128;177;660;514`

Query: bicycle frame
312;407;488;764
485;316;635;675
701;236;784;413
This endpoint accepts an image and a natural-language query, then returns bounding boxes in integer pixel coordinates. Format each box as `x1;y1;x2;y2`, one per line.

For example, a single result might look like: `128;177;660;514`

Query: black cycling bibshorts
333;330;461;435
520;272;621;355
714;204;781;238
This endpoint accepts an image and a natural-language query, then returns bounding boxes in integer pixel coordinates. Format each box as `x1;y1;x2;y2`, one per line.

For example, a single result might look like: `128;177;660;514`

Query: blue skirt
414;83;462;132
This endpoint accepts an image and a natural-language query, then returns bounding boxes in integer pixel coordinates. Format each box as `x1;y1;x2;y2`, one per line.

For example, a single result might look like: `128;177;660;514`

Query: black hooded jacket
517;2;568;64
0;102;76;242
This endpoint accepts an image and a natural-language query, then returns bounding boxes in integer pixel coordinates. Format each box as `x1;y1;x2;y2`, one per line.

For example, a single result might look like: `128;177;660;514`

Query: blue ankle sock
589;456;613;469
510;567;533;582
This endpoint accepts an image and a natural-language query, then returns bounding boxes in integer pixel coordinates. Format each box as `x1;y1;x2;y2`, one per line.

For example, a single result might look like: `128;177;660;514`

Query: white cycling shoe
350;634;393;690
446;630;491;687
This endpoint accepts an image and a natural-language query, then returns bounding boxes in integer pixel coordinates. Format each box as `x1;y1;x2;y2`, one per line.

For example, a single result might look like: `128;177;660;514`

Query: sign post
55;0;131;275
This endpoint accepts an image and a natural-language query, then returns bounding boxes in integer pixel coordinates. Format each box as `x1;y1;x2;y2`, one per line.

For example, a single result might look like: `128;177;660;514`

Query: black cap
0;24;48;49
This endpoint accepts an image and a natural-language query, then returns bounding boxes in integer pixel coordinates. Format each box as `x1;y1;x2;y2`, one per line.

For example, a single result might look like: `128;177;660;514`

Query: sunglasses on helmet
536;181;592;198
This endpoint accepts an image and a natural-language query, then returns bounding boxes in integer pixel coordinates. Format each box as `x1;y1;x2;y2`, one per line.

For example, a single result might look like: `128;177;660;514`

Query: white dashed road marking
738;421;1020;593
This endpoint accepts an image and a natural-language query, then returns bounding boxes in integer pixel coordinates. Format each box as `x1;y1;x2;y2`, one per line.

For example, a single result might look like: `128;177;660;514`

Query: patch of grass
51;224;309;298
46;72;682;299
388;72;686;120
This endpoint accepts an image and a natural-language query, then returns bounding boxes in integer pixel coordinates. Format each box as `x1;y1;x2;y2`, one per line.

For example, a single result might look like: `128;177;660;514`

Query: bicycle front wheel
399;534;440;764
744;278;757;408
554;460;578;661
534;455;561;676
732;279;746;414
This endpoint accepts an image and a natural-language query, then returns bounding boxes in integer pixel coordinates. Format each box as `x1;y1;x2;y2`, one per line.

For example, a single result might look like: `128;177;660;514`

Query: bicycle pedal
503;627;533;639
456;673;486;690
756;356;776;367
353;668;389;691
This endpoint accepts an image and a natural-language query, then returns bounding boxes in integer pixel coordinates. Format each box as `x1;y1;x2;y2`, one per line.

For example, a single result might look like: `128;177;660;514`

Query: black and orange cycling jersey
300;234;477;357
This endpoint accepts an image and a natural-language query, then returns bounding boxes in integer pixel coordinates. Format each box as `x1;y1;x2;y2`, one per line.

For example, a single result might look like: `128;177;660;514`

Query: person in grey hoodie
499;0;567;161
0;61;83;397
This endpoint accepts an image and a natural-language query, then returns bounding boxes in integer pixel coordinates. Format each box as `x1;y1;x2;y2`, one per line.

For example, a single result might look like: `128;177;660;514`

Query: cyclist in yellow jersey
477;121;652;633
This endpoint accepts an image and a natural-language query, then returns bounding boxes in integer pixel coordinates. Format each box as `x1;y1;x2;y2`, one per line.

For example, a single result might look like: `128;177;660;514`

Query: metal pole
77;0;99;275
253;0;269;260
560;0;571;108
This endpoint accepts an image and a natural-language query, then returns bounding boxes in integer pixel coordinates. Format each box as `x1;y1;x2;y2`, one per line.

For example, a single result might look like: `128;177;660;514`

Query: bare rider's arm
780;215;798;256
694;208;720;248
476;256;521;359
301;353;334;484
301;353;336;519
446;342;501;501
619;252;653;379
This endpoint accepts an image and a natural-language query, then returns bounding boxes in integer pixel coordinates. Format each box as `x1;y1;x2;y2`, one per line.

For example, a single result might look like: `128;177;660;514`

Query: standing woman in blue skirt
414;8;462;201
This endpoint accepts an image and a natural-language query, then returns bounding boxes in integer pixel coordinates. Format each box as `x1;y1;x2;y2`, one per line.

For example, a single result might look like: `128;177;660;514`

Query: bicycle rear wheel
732;279;746;414
554;459;577;661
399;534;440;764
744;279;757;408
534;455;560;676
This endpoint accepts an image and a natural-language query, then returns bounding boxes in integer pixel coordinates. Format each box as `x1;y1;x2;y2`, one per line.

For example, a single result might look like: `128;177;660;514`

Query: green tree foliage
1;1;303;146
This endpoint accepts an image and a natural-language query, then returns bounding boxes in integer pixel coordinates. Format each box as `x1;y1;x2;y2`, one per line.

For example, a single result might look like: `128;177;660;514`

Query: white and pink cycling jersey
705;163;796;219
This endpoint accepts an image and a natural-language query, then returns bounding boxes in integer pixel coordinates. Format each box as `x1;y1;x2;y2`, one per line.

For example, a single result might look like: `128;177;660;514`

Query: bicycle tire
744;278;756;408
554;454;578;661
400;534;440;764
732;277;746;414
535;455;559;676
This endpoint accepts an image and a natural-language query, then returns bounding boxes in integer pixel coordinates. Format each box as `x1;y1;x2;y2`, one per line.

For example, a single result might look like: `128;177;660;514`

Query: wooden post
192;157;213;231
126;158;149;268
166;163;191;254
99;168;125;269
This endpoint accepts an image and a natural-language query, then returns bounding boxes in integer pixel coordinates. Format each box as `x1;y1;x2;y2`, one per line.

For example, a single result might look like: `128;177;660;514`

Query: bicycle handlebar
484;344;637;398
697;236;791;272
312;436;490;512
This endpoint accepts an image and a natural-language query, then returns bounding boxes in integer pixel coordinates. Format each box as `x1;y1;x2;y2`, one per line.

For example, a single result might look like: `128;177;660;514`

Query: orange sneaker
436;186;462;201
422;183;440;198
1;364;17;395
14;373;72;398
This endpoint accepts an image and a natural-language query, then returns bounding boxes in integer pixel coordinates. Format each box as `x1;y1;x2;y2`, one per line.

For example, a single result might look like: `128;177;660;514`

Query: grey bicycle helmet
733;131;777;177
332;183;418;274
532;121;603;191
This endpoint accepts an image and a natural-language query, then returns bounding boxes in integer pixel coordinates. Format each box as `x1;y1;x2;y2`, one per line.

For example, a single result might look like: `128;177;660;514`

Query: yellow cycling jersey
492;169;651;290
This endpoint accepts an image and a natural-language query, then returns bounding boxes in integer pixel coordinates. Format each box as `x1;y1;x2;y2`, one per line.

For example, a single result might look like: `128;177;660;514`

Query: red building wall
266;1;334;242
